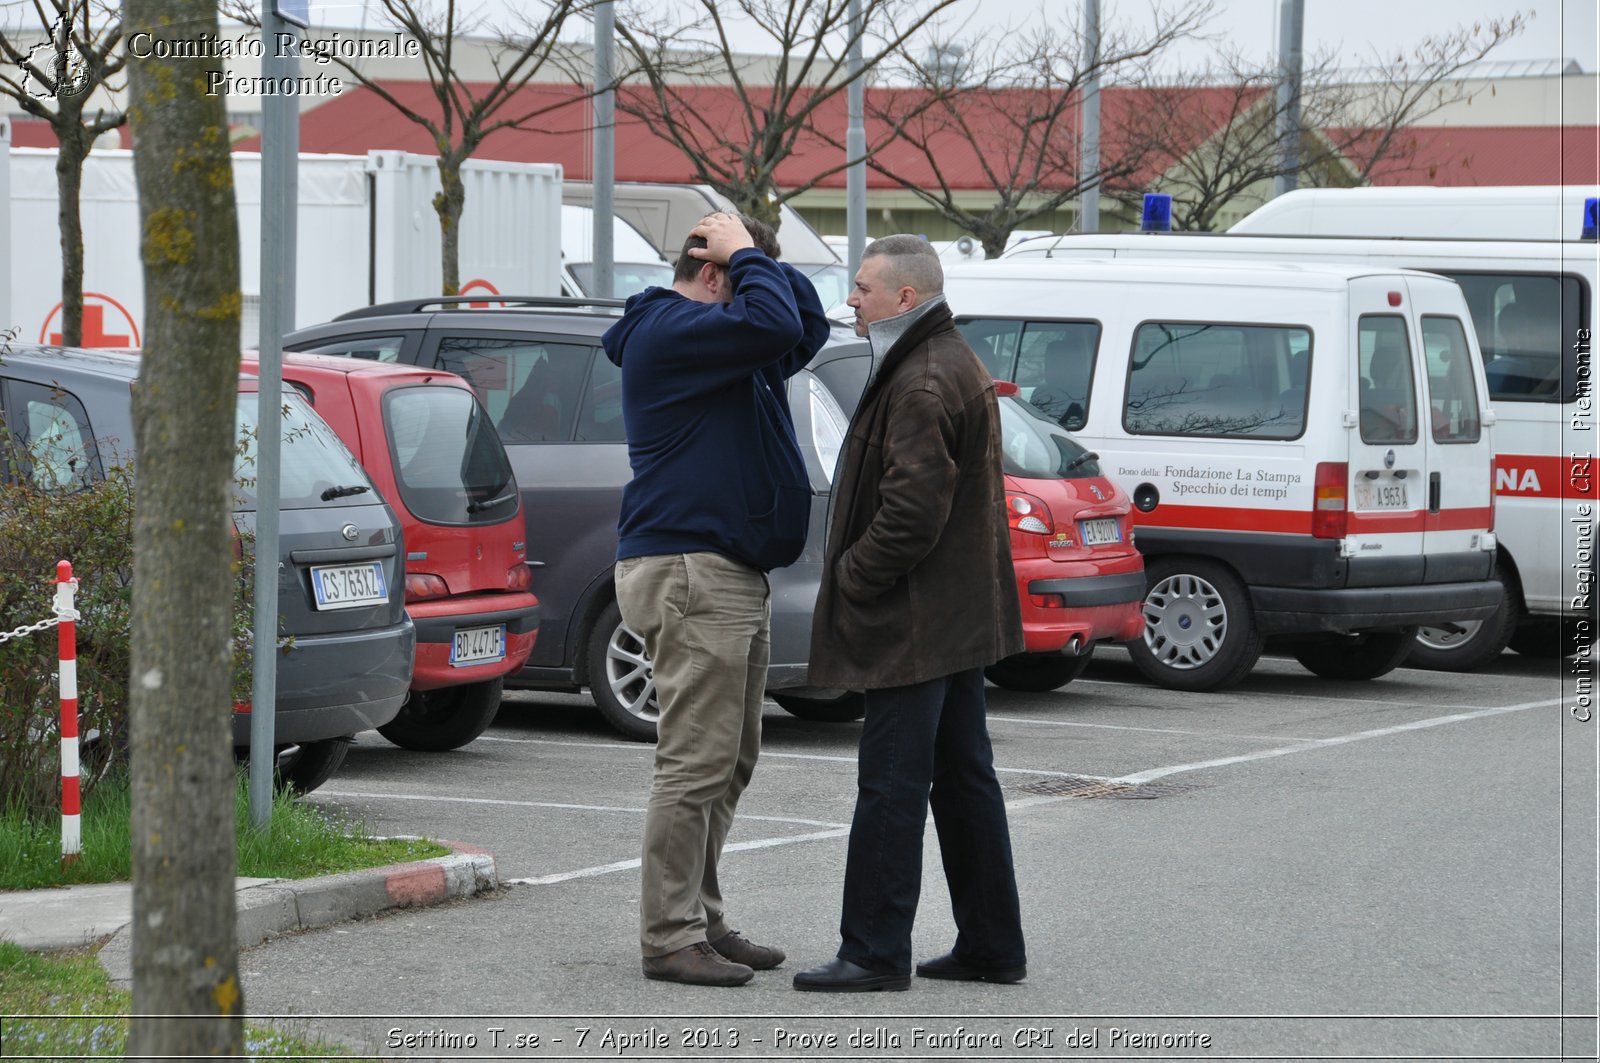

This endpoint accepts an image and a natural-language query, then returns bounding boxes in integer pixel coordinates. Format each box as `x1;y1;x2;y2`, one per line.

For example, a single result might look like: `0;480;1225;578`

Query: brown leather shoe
642;942;754;986
709;930;785;970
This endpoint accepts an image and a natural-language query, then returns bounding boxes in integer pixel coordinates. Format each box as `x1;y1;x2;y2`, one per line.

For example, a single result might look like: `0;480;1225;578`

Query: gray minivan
286;298;864;740
0;346;415;790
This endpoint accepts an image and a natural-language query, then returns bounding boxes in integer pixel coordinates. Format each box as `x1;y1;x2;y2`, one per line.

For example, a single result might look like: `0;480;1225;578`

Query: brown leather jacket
807;298;1024;690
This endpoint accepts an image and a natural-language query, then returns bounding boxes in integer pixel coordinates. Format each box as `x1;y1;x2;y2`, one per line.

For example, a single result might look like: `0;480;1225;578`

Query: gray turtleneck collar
862;294;948;393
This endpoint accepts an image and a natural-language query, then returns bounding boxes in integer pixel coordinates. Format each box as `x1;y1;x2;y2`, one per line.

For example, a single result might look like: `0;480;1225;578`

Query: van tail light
507;562;533;592
1312;462;1348;539
405;573;449;602
1006;491;1054;535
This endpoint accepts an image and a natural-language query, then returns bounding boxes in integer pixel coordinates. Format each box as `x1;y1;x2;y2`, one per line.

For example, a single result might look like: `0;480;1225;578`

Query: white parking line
987;715;1318;742
315;790;847;830
1111;697;1560;785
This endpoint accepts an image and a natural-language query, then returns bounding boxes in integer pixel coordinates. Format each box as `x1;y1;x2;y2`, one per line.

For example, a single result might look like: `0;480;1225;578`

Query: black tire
1408;563;1518;671
586;599;660;742
377;678;504;752
1125;557;1262;692
771;691;866;722
1292;628;1419;681
984;648;1094;692
1509;621;1592;659
274;737;350;795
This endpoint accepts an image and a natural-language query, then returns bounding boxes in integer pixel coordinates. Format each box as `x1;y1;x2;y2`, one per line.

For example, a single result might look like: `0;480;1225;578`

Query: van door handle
1428;472;1441;513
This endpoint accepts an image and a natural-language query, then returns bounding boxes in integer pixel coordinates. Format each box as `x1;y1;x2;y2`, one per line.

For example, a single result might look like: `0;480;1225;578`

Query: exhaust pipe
1065;634;1085;657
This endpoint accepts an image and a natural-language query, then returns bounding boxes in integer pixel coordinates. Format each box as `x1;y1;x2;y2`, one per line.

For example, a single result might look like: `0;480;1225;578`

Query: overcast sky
310;0;1598;73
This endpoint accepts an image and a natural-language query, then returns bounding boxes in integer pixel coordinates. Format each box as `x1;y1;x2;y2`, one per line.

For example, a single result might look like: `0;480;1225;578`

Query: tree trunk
124;1;245;1057
433;154;466;295
54;117;88;348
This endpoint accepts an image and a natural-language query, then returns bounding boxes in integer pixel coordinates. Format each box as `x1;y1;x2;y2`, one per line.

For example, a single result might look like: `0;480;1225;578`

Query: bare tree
229;0;589;294
853;0;1212;257
0;1;125;345
613;0;968;230
1109;14;1528;231
123;0;244;1055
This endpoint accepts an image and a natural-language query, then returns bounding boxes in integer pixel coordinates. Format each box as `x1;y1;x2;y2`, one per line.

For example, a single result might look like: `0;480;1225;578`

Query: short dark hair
672;213;781;283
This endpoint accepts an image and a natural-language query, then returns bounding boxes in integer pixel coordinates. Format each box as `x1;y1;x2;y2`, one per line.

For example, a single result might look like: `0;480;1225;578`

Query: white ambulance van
1004;191;1597;671
942;258;1504;692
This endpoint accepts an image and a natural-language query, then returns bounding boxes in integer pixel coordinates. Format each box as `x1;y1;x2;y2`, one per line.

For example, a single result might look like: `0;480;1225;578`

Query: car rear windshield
234;392;380;511
383;385;518;526
998;396;1102;479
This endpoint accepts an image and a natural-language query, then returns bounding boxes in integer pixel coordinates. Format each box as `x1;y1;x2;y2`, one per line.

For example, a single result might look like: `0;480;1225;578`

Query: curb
96;841;497;987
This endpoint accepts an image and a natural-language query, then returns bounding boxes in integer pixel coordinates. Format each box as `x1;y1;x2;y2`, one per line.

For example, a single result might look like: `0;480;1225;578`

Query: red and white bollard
55;560;80;864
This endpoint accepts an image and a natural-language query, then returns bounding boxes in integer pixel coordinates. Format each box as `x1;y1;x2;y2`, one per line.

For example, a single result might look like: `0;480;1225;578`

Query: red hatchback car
988;384;1146;691
244;353;541;750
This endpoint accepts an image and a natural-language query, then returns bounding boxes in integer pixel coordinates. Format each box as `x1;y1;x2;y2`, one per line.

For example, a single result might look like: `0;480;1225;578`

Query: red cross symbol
40;293;141;348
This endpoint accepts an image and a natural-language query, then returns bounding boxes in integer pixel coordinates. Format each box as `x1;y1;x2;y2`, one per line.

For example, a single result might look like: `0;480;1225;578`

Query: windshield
384;384;517;526
569;262;675;299
234;391;378;511
998;395;1102;479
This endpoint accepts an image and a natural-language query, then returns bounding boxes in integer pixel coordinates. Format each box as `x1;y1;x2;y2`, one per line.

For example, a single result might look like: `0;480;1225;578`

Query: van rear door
1346;278;1430;585
1406;275;1495;581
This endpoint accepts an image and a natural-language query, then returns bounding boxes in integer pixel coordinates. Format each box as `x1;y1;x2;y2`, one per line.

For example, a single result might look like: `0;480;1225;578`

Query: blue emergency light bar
1141;193;1173;232
1583;197;1599;241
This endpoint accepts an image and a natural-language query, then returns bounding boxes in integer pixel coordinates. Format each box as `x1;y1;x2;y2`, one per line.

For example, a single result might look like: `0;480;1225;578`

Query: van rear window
1124;323;1310;440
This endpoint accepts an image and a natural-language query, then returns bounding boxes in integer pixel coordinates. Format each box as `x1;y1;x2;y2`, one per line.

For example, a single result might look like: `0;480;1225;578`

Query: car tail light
1312;462;1348;539
405;573;450;602
1029;593;1065;609
507;562;533;592
1007;491;1054;535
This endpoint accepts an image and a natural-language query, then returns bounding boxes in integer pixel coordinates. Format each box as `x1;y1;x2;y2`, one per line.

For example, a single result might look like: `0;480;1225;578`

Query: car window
433;337;595;443
1;379;102;490
575;354;626;442
235;392;380;511
384;385;517;525
1124;322;1311;440
301;335;406;362
997;396;1101;479
1420;316;1482;443
1357;315;1419;445
1439;272;1584;403
955;318;1102;430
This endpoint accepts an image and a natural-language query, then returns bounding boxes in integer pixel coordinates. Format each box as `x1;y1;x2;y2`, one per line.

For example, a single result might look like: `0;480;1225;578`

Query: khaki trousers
615;552;770;957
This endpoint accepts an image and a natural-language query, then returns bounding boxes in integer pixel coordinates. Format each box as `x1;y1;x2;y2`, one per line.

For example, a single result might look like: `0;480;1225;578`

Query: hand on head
687;212;756;266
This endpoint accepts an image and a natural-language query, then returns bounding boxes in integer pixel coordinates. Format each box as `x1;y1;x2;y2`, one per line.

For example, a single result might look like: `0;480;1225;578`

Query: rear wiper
467;491;517;513
320;484;371;501
1064;451;1099;472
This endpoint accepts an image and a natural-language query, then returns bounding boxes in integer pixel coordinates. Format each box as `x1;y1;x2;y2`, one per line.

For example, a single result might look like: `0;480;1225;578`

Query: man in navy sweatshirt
603;212;830;987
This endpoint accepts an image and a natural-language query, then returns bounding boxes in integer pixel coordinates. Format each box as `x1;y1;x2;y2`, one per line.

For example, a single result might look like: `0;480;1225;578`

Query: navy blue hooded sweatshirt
603;247;831;572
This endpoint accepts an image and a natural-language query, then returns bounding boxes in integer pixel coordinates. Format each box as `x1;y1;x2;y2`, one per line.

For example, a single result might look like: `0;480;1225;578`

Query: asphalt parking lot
237;647;1597;1061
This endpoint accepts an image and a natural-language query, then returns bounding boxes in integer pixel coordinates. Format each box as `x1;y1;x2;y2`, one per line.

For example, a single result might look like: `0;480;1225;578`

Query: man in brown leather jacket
793;235;1027;992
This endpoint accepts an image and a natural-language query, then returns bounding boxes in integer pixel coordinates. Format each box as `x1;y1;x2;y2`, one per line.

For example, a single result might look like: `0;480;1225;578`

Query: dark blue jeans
837;666;1026;974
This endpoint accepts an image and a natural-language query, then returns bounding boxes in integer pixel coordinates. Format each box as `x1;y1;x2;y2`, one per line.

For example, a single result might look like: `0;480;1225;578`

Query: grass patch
0;941;381;1060
0;774;446;890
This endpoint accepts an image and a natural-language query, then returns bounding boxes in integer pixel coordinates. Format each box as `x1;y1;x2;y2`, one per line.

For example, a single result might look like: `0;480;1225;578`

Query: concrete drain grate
1014;775;1197;800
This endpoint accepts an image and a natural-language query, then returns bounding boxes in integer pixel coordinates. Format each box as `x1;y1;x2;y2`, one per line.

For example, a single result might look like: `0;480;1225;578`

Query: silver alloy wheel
1142;571;1228;669
1415;620;1484;651
605;620;661;725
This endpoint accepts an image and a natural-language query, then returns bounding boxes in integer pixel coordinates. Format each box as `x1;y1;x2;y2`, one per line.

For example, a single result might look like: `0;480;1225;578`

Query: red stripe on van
1131;504;1493;535
1494;454;1599;500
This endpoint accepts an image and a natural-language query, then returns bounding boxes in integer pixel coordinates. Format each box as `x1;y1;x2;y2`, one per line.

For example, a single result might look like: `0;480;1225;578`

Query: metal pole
1079;0;1101;233
593;1;615;298
251;11;300;828
846;0;865;279
1273;0;1304;199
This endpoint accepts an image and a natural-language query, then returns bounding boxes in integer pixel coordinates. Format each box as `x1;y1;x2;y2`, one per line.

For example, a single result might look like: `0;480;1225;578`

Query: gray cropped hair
862;234;944;296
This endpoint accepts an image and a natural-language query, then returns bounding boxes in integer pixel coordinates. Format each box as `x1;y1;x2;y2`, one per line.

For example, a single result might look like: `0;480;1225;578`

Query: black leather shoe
916;950;1026;984
792;956;910;992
